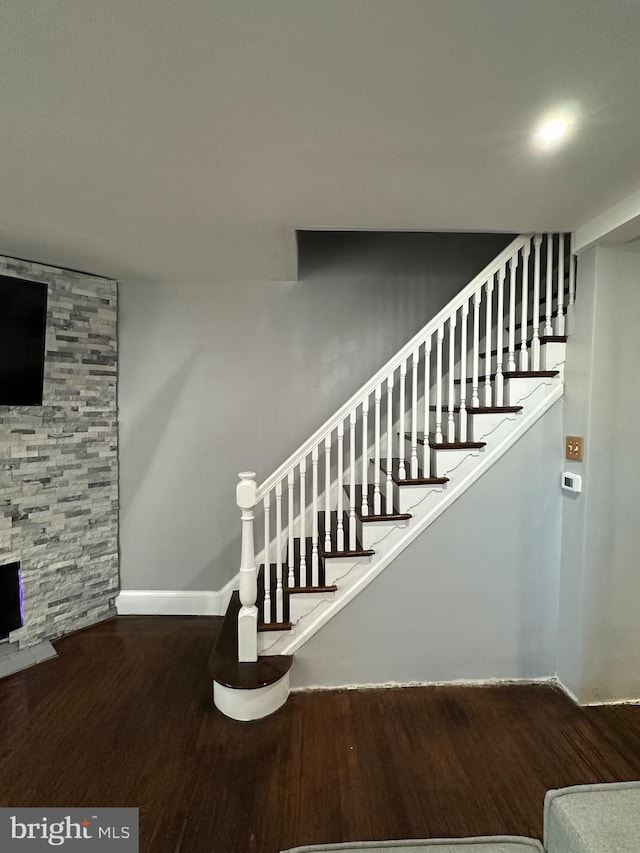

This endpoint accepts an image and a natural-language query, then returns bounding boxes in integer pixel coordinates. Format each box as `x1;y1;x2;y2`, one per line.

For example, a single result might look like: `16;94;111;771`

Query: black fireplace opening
0;562;23;640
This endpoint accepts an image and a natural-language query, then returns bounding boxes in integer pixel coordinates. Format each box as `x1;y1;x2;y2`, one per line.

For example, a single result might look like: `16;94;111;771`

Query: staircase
210;233;574;721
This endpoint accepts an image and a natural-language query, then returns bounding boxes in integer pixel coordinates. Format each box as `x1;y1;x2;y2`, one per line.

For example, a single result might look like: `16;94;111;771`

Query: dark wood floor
1;617;639;853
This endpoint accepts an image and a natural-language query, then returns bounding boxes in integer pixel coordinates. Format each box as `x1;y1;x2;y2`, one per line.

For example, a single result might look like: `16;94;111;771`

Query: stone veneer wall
0;255;118;648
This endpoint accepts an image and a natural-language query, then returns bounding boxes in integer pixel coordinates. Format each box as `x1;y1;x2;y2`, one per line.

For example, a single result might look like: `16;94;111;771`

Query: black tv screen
0;275;48;406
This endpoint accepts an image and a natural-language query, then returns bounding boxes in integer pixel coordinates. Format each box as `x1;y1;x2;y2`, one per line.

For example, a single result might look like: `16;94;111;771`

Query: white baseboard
291;675;555;693
116;575;238;617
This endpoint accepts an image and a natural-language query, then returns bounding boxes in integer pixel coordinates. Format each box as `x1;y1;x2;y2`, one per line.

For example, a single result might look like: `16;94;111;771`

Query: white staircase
210;232;574;720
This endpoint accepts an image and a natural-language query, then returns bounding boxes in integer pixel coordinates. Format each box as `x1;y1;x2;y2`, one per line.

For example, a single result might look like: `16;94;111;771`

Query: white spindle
447;315;456;442
435;325;444;443
299;459;306;587
459;301;468;442
484;278;494;406
556;233;565;336
373;385;382;514
398;361;407;479
311;447;319;586
386;375;394;507
410;349;419;478
361;397;369;516
423;338;432;476
287;470;295;587
324;435;331;552
567;233;576;335
520;242;530;370
532;234;542;369
544;233;554;336
337;422;344;551
472;291;481;408
349;410;357;551
275;481;283;623
507;256;517;372
237;472;258;662
495;268;505;406
263;492;271;624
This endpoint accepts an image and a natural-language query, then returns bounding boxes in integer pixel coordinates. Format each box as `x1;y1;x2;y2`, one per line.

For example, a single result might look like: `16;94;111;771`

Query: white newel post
237;471;258;663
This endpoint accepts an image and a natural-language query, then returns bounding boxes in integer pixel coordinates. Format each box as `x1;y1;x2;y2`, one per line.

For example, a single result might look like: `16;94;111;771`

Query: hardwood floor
1;616;639;853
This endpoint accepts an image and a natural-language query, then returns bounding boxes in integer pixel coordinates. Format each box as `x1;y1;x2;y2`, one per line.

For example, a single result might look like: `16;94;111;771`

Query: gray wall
118;232;513;591
557;244;640;703
291;401;563;688
0;256;118;648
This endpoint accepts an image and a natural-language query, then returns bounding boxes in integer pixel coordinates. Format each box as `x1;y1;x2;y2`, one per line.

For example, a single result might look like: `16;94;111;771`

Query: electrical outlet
565;435;584;461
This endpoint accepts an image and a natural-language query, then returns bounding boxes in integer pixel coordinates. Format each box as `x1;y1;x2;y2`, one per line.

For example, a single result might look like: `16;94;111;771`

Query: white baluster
423;337;432;476
386;375;394;509
349;410;357;551
311;447;319;586
556;233;565;336
484;278;494;406
398;361;407;479
507;255;517;372
373;385;382;514
263;492;271;624
324;434;331;553
361;398;369;516
299;459;307;587
435;325;444;443
447;314;457;442
495;267;505;406
532;234;542;370
472;291;481;408
544;233;554;336
520;242;530;370
459;301;469;442
237;471;258;662
567;232;576;335
337;423;344;551
410;349;419;478
275;481;283;622
287;469;295;587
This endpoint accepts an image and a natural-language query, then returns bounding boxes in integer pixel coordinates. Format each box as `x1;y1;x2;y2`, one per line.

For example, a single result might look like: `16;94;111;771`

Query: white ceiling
2;0;640;282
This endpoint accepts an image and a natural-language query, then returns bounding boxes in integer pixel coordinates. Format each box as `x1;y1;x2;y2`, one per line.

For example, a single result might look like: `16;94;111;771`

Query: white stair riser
542;341;566;372
358;518;411;557
506;376;554;406
324;554;370;586
471;411;519;442
395;482;446;514
431;446;483;478
258;629;290;654
358;517;409;551
288;590;335;624
213;673;289;721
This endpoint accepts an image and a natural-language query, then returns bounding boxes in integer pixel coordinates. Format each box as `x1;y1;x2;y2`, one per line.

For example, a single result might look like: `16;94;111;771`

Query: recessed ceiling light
533;104;580;153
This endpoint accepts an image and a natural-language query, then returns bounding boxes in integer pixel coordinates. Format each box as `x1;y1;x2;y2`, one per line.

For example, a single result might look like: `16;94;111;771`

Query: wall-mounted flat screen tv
0;275;48;406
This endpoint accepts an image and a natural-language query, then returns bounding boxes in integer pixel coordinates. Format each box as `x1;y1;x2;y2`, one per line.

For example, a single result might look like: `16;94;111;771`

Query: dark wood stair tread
466;406;523;414
379;459;449;486
285;584;337;594
258;621;292;632
431;439;486;450
409;432;486;450
479;335;567;357
455;370;559;384
423;404;522;414
209;592;292;690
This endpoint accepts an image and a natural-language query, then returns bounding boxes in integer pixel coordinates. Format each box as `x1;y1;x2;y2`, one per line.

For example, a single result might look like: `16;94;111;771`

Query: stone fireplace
0;255;118;650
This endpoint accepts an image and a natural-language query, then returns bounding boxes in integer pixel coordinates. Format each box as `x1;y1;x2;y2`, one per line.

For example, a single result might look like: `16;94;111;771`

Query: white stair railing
235;233;571;651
